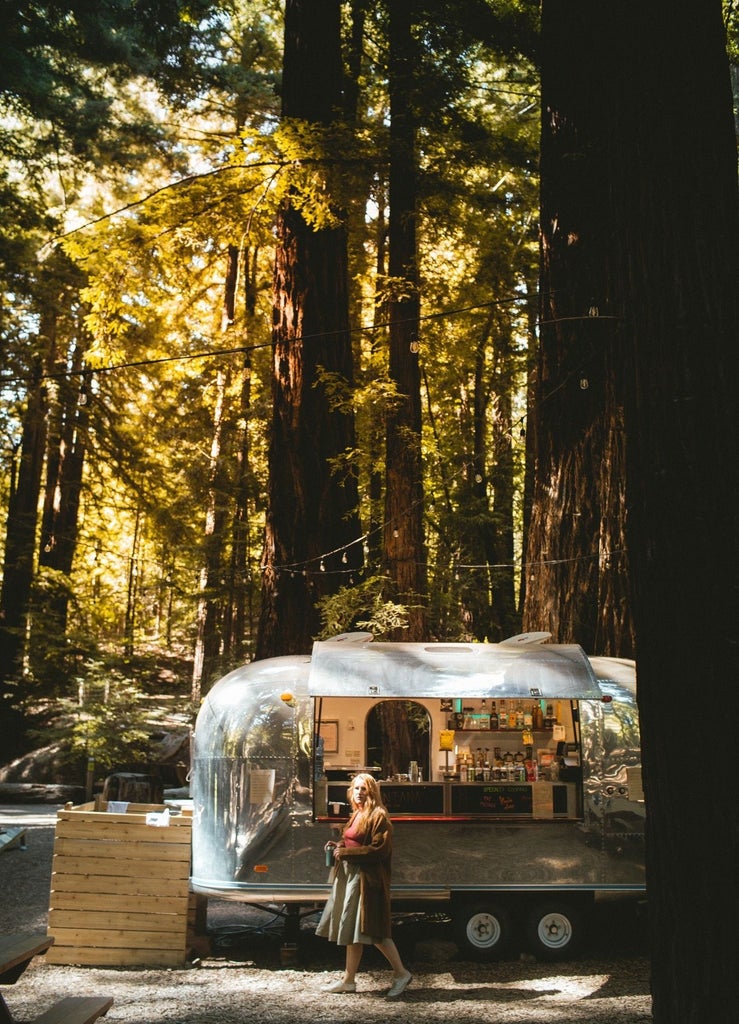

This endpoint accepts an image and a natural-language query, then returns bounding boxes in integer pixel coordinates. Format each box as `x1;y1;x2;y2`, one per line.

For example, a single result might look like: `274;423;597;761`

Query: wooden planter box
47;802;195;967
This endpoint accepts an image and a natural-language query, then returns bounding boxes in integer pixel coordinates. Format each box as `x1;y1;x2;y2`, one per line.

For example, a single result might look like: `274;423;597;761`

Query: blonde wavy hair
346;772;386;830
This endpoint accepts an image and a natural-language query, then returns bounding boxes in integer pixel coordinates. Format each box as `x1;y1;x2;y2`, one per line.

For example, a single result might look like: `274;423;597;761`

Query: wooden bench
0;935;112;1024
0;934;53;986
31;996;113;1024
0;829;27;855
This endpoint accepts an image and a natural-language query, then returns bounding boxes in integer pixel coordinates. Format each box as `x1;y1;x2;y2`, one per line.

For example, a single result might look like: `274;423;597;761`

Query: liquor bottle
545;703;554;729
479;699;490;730
508;703;517;730
498;700;507;729
514;702;523;729
490;701;499;730
523;704;533;730
533;702;544;731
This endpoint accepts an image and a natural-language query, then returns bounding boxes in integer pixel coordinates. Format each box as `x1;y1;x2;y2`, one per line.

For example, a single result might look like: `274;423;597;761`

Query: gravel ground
0;804;653;1024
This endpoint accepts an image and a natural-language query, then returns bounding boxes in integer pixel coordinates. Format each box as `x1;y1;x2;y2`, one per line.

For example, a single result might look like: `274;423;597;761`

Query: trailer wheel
453;901;512;960
525;900;583;961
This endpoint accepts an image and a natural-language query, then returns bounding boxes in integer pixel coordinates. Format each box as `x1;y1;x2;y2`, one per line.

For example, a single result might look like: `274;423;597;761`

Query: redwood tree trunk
192;367;231;702
524;2;633;657
384;0;427;640
539;3;739;1020
608;5;738;1021
257;0;362;658
0;359;47;743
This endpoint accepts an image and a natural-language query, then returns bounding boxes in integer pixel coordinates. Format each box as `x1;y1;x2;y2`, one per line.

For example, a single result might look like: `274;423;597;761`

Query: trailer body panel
190;643;645;905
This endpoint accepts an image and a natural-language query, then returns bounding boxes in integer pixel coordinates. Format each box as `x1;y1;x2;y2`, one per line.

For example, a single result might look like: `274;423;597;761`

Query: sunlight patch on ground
0;804;62;826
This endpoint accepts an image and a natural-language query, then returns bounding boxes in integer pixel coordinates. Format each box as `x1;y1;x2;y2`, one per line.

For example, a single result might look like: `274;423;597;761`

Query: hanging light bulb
579;377;589;390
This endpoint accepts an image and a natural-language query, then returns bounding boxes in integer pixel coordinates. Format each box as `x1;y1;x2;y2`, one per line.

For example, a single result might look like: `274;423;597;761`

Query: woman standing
316;772;413;997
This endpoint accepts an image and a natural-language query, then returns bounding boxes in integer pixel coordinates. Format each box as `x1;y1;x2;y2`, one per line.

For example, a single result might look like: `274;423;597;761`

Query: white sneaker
326;980;356;993
387;972;412;998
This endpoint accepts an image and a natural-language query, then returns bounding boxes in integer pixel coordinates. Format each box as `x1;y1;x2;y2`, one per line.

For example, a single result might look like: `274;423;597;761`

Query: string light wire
0;291;535;389
1;275;622;587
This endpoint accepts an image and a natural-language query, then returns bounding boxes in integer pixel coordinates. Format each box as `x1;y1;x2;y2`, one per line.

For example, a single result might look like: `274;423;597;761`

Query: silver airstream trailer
190;635;644;960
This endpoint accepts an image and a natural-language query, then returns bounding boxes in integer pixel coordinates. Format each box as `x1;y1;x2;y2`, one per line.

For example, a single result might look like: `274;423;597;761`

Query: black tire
525;899;584;961
453;900;512;961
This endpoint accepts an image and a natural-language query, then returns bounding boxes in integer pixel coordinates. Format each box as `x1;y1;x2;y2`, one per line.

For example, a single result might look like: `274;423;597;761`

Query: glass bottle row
450;699;562;732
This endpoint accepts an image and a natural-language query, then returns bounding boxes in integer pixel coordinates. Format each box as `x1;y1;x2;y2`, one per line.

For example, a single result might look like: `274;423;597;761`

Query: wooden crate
47;802;194;967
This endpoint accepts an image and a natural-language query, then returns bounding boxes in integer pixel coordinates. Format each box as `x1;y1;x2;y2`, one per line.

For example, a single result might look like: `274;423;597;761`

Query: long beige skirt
315;859;381;945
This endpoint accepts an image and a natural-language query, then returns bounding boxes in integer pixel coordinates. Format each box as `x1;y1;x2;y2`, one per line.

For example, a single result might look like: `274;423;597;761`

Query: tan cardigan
334;806;393;939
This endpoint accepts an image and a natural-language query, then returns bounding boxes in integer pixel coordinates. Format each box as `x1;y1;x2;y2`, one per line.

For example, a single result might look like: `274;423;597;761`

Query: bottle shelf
452;728;555;733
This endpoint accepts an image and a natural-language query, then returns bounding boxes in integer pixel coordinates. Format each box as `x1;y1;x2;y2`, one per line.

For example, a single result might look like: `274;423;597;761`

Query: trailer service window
314;696;582;822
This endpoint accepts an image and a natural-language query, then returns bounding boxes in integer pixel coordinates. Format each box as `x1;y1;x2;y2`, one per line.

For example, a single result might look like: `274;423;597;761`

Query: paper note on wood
532;782;554;819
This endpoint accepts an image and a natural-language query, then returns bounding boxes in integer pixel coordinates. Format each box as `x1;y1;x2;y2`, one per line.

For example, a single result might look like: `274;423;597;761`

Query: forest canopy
0;1;735;764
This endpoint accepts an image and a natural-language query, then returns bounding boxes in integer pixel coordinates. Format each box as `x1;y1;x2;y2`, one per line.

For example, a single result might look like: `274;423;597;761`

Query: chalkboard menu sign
379;783;444;815
451;783;533;816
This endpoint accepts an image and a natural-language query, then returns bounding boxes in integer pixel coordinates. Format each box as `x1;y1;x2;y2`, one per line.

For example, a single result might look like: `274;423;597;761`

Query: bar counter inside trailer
321;777;581;821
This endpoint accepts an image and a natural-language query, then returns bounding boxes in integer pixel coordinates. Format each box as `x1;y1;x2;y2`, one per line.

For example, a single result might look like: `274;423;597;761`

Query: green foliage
317;575;409;641
271;118;379;229
1;0;546;706
27;645;197;772
724;1;739;63
34;669;151;772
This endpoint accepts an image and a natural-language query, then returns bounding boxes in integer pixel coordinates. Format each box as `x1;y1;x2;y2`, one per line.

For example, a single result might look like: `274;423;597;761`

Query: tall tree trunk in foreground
384;0;427;640
611;5;738;1021
540;3;739;1020
524;0;633;656
257;0;362;658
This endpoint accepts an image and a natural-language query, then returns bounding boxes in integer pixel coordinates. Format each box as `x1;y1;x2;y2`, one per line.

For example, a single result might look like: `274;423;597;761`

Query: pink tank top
343;815;365;847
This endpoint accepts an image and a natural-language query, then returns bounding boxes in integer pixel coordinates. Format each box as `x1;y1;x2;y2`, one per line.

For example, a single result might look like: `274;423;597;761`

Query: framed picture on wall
319;720;339;754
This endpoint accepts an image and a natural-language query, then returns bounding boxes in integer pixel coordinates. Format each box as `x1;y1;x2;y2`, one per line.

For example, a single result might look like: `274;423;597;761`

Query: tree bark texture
192;367;231;702
29;354;89;687
257;0;362;658
609;5;738;1021
451;314;519;642
0;363;47;708
38;356;88;581
540;3;739;1021
524;2;633;657
384;0;427;640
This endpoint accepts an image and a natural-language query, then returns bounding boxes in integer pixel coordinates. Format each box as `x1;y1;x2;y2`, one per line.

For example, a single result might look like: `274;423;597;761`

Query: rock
0;782;85;804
